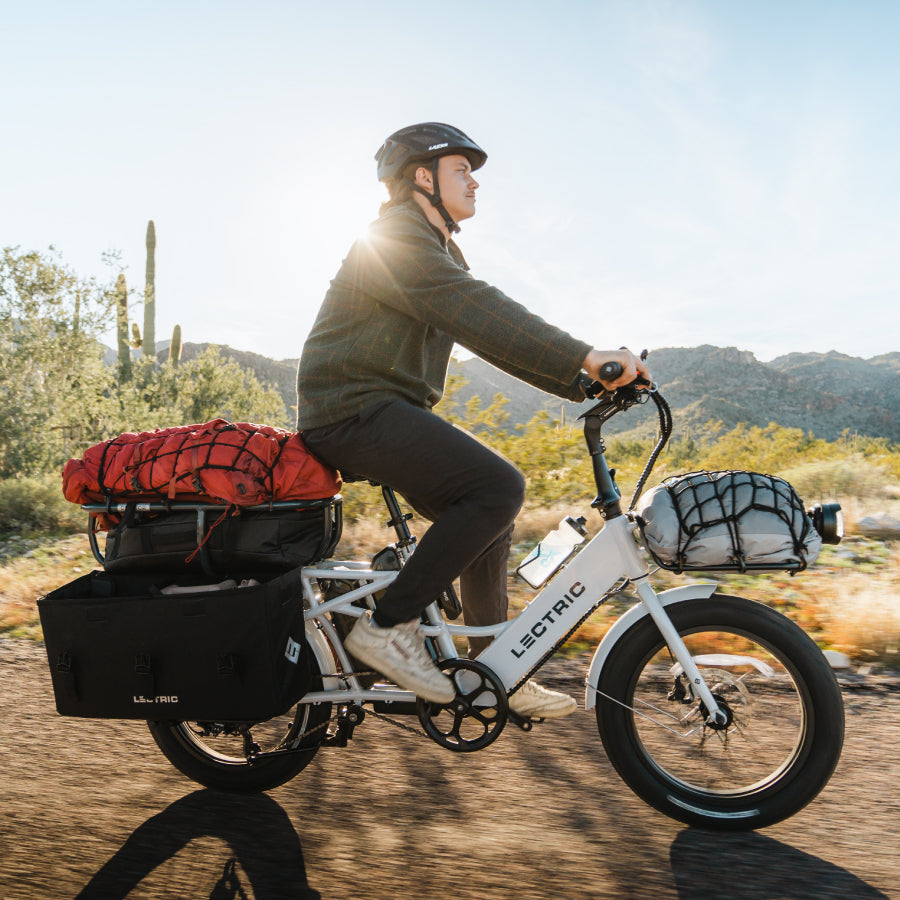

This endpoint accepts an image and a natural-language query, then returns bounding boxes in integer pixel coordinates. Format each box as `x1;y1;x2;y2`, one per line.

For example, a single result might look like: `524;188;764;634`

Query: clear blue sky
2;0;897;364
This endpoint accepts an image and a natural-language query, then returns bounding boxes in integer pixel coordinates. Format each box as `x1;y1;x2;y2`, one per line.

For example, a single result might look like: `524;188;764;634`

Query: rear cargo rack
83;497;342;577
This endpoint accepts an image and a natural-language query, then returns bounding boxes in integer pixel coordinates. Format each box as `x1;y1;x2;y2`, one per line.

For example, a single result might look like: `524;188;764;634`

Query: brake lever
580;374;655;402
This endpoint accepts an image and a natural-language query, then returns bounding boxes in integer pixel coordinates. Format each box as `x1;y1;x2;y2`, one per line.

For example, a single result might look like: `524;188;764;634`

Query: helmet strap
408;157;461;234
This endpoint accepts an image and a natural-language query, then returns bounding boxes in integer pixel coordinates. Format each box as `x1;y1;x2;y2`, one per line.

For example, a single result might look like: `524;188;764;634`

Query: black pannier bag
98;500;341;578
633;470;823;573
38;567;314;721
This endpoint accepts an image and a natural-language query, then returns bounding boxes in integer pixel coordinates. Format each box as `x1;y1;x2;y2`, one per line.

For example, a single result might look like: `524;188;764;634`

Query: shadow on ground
75;789;319;899
671;829;889;899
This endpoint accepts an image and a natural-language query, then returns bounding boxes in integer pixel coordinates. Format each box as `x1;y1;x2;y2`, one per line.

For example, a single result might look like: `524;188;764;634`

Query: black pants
302;400;526;655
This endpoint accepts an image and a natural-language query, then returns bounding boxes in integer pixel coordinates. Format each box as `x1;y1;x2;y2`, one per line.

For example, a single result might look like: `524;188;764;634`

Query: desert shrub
0;475;83;536
813;554;900;665
780;456;893;504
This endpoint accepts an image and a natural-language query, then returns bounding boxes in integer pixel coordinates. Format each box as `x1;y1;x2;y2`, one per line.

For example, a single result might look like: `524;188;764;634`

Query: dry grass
3;508;899;668
0;535;94;638
335;515;396;558
809;547;900;665
511;504;591;546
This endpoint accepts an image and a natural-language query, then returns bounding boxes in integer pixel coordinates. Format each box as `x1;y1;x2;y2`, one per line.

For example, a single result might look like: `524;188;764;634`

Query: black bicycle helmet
375;122;487;182
374;122;487;233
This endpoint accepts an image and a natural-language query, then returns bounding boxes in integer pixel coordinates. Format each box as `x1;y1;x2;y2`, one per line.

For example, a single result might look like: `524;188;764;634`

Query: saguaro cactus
168;324;182;366
115;273;132;382
144;220;156;362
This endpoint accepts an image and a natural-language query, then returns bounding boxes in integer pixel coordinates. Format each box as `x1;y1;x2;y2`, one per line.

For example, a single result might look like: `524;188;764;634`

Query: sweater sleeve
474;350;588;402
352;208;592;397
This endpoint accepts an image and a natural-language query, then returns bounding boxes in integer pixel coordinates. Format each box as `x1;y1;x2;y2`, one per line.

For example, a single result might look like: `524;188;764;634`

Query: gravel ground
1;637;898;900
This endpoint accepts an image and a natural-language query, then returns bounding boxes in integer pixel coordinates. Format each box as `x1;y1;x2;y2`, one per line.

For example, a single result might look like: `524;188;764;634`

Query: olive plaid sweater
295;201;592;430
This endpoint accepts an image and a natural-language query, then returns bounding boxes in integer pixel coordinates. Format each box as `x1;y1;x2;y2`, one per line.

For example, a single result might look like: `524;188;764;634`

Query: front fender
583;583;718;710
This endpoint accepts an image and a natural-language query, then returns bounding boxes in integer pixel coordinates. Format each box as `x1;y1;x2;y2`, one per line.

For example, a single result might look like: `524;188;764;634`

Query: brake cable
628;390;673;511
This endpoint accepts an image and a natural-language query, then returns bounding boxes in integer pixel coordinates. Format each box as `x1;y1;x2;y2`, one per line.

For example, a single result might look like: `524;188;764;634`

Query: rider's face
419;154;479;224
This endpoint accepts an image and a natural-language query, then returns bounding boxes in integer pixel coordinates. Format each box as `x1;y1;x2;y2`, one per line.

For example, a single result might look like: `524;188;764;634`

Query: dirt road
1;637;898;900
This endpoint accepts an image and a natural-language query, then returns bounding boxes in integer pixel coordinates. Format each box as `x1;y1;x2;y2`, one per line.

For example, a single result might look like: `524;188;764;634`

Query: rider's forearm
474;348;588;402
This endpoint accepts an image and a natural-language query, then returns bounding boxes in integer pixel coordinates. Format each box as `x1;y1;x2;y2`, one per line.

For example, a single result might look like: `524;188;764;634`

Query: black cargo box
38;568;313;722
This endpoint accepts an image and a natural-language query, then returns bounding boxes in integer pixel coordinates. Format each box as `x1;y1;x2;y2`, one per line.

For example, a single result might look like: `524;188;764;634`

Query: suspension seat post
382;485;415;547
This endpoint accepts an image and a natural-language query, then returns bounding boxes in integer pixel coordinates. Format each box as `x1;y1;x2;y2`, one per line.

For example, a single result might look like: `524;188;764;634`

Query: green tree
1;247;291;481
148;346;290;428
698;423;830;473
0;247;117;477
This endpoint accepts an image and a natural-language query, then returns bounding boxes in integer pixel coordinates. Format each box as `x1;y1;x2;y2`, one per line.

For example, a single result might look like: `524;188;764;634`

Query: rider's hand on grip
583;349;653;398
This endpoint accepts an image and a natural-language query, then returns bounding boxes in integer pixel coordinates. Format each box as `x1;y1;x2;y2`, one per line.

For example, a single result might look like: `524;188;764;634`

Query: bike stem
583;413;623;519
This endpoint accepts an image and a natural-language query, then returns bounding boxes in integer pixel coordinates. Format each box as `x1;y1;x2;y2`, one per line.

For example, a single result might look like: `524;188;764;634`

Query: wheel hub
704;696;734;731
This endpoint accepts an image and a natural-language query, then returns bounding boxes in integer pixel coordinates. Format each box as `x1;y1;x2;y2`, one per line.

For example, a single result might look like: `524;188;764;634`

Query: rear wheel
147;659;332;793
595;595;844;830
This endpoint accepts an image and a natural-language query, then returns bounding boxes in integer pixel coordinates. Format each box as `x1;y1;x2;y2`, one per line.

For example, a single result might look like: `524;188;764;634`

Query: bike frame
297;513;725;724
81;384;726;726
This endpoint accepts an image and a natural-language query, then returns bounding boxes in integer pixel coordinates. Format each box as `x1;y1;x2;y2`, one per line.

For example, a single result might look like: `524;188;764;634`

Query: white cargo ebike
146;372;845;831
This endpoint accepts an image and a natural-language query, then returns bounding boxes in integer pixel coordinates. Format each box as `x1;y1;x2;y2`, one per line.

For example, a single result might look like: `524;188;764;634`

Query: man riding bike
296;122;650;716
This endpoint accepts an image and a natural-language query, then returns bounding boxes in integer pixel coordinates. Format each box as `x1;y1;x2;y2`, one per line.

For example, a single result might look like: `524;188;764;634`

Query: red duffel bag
63;419;342;509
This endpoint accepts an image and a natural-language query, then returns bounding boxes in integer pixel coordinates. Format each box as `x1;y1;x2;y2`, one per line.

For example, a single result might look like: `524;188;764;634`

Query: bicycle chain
283;672;429;747
365;706;428;738
284;701;427;746
282;716;330;748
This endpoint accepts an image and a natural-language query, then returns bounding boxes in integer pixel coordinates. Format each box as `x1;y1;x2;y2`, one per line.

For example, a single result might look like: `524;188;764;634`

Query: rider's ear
413;165;433;189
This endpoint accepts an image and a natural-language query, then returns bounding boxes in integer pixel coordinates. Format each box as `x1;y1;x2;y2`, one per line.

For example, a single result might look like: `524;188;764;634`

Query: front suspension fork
632;579;727;727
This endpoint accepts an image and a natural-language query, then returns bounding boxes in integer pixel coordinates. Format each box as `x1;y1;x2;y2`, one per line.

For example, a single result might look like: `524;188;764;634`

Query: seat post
381;485;415;549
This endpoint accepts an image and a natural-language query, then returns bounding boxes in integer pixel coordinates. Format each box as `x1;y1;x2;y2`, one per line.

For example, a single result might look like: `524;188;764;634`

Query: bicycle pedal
507;710;538;731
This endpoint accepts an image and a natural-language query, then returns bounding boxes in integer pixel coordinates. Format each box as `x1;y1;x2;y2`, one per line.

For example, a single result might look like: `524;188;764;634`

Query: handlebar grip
598;361;624;382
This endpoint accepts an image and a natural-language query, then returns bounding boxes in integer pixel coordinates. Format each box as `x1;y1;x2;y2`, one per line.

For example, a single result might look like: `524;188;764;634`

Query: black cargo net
654;470;815;573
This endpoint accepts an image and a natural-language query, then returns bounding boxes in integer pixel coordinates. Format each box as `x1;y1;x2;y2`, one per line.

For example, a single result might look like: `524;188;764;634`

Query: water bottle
516;515;588;588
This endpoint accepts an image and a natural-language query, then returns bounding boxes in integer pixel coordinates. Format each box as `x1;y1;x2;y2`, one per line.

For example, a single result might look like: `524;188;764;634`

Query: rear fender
583;583;717;710
305;620;340;689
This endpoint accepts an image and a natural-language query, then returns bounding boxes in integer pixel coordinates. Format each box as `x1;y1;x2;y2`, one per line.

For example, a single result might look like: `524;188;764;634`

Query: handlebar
581;347;654;400
579;370;654;402
583;348;653;398
598;360;625;382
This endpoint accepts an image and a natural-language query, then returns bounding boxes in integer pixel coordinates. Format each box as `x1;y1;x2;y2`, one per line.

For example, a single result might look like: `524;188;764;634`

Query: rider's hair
379;161;432;215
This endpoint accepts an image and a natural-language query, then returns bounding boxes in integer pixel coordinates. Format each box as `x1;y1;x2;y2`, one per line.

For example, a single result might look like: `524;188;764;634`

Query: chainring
416;658;509;752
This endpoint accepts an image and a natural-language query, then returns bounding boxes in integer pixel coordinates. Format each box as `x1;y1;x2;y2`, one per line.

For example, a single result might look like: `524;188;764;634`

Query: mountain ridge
166;342;900;443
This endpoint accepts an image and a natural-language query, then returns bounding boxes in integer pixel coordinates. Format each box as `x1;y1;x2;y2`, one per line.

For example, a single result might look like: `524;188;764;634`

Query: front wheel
595;595;844;830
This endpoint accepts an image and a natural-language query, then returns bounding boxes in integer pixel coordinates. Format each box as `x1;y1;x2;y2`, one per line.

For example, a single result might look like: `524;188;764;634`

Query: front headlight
808;503;843;545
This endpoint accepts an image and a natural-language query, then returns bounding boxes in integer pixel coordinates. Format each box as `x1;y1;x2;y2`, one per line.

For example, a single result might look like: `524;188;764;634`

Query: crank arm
507;709;537;731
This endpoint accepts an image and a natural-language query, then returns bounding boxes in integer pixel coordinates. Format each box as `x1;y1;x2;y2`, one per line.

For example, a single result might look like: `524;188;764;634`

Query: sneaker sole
508;700;578;719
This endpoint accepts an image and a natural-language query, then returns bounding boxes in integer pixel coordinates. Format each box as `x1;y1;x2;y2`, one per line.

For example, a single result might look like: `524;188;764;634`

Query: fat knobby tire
594;595;844;830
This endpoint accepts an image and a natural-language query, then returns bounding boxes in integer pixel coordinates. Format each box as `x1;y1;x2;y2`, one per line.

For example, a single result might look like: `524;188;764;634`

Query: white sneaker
344;612;456;704
508;680;577;719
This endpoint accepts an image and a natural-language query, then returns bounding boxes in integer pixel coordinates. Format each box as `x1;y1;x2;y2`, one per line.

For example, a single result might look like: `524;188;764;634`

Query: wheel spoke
631;649;805;794
147;668;333;791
